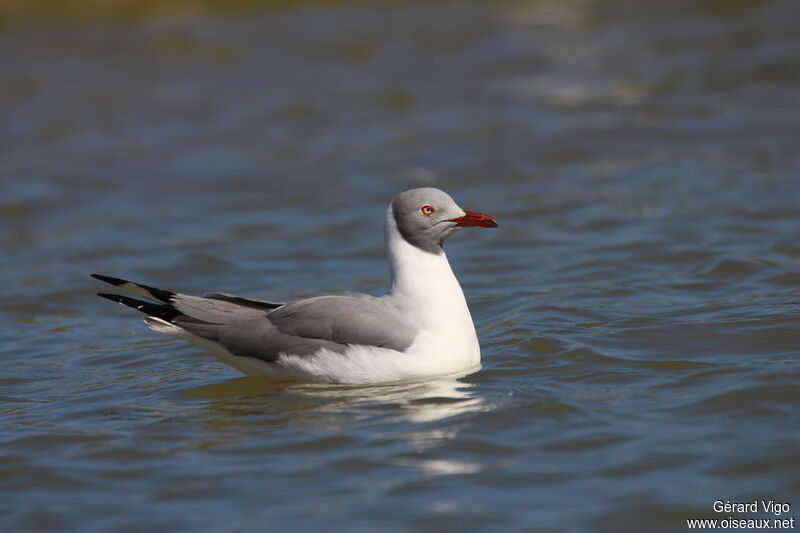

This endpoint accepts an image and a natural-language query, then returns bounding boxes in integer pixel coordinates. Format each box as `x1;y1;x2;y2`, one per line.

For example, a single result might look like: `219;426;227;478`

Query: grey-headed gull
92;187;497;384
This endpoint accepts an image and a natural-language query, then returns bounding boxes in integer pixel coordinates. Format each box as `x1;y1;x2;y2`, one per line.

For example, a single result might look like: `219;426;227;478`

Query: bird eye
420;204;434;216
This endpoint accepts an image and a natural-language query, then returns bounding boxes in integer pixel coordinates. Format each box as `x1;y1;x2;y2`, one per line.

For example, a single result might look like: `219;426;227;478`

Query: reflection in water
291;375;488;424
186;374;488;425
181;376;491;478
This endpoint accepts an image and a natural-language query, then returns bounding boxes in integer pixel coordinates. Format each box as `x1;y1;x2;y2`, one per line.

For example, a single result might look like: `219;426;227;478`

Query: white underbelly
148;317;482;384
274;343;479;384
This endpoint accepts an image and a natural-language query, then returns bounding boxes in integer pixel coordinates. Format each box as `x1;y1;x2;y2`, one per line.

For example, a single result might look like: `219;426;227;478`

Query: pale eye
420;204;434;216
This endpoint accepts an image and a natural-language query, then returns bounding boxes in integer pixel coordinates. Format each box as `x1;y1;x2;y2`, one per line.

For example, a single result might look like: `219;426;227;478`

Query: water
2;0;799;531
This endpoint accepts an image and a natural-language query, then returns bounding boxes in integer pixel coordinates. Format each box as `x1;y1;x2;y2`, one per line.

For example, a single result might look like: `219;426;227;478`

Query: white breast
381;207;482;374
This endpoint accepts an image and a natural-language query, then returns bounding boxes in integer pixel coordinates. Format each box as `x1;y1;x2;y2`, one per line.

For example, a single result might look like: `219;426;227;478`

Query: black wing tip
96;292;180;321
97;292;141;305
91;273;176;304
91;274;128;286
203;292;284;310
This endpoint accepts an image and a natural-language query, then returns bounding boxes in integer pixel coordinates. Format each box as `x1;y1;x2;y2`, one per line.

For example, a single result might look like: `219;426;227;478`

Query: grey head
390;187;498;255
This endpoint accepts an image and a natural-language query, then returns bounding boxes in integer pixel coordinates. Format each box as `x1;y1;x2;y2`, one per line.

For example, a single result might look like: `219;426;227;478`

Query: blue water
2;1;799;531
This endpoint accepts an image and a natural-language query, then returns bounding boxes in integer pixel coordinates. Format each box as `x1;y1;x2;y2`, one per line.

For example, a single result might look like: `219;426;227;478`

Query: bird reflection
185;372;487;426
290;376;487;424
175;374;492;478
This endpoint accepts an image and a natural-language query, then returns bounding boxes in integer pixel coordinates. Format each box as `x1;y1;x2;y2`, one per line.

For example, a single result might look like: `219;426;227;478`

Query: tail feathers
91;274;175;304
98;293;181;322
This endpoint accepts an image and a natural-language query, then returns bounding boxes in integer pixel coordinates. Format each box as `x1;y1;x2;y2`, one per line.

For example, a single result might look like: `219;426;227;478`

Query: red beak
448;210;498;228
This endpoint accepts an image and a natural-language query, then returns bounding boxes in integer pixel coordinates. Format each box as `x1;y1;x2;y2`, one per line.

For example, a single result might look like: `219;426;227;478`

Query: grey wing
265;293;417;352
164;294;345;362
171;294;269;323
175;292;416;362
214;317;349;361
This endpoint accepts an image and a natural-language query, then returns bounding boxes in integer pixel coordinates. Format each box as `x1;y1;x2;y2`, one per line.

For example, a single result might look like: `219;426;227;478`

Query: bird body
93;188;496;384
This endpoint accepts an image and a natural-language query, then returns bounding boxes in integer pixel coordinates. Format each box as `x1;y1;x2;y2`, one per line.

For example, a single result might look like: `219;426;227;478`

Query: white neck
384;206;475;334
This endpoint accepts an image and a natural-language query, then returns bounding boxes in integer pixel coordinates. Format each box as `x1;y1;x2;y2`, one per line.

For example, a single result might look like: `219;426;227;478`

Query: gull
92;187;497;384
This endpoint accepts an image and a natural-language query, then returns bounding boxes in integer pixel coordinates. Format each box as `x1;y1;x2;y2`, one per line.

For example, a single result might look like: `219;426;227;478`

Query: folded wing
93;275;416;362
